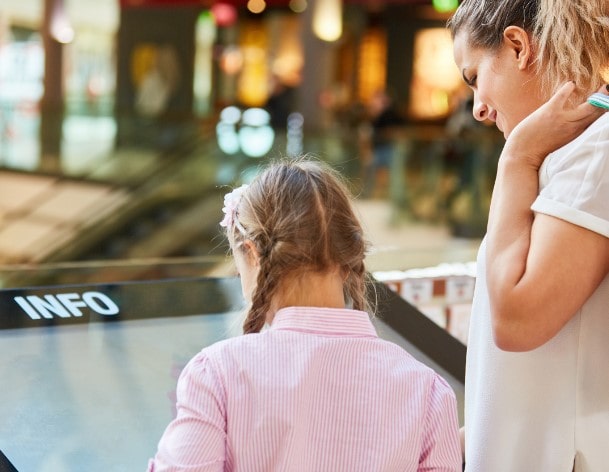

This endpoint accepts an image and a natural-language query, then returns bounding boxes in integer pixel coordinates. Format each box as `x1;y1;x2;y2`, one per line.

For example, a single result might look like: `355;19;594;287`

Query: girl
148;159;461;471
448;0;609;470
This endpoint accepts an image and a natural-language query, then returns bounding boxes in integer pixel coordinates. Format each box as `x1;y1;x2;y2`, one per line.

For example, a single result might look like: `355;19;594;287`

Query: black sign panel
0;450;18;472
0;277;243;330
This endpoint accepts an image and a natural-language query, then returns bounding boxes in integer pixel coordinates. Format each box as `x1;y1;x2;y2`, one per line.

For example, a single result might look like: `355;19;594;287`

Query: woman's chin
496;121;510;139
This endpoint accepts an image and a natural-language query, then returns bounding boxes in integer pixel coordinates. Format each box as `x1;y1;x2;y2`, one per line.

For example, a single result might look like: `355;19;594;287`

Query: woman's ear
242;239;260;267
503;25;534;70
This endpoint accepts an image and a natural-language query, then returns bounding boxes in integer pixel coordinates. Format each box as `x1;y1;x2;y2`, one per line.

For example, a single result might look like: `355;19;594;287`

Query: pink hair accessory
220;184;249;229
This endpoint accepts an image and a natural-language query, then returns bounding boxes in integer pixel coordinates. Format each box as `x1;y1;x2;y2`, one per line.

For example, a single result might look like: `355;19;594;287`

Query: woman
448;0;609;470
148;158;462;471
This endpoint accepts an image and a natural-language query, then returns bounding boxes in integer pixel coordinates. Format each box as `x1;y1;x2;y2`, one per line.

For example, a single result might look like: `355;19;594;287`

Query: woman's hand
503;82;608;170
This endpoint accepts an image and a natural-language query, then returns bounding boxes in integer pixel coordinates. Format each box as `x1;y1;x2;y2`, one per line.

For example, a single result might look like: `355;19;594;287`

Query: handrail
373;280;466;383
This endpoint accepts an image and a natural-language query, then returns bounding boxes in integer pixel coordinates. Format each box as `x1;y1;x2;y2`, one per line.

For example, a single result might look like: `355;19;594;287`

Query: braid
344;260;369;312
243;243;278;334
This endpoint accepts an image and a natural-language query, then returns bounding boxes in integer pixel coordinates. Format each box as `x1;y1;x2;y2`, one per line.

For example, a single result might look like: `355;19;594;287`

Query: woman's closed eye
461;69;477;88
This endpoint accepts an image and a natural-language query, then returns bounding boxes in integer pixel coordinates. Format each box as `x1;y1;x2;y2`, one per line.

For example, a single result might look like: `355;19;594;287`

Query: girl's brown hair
448;0;609;97
225;158;371;334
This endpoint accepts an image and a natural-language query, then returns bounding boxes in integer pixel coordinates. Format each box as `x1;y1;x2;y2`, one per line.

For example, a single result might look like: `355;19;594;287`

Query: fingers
551;81;609;115
568;84;609;122
550;81;577;106
535;82;590;125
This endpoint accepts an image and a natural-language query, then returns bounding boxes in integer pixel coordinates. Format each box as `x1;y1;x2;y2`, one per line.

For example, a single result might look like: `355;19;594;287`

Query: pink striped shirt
148;306;461;471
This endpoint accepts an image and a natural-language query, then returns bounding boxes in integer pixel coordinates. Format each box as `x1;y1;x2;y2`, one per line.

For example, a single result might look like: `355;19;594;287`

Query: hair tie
220;184;249;234
261;237;277;258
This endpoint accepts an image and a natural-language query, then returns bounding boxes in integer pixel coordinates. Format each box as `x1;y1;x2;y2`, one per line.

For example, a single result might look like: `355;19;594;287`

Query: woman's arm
486;83;609;351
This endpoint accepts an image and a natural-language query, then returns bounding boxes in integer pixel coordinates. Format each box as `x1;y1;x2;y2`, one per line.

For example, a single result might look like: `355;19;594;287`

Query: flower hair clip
220;184;249;233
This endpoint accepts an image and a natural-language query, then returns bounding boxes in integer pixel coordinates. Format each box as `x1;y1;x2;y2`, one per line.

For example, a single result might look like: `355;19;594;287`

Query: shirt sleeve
148;351;227;472
531;117;609;237
418;375;462;472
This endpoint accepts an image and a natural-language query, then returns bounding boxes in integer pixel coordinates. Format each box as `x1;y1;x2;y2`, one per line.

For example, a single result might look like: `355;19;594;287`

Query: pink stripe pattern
148;306;461;471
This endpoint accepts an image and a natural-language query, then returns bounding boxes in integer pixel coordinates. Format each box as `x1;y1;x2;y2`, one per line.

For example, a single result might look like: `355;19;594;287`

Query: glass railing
0;256;468;470
0;269;244;471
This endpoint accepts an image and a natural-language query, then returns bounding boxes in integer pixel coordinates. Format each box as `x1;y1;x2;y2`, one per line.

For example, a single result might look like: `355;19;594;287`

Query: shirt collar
269;306;378;338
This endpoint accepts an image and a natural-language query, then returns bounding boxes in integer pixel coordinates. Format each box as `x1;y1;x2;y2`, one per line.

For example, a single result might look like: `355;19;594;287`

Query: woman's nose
472;97;489;122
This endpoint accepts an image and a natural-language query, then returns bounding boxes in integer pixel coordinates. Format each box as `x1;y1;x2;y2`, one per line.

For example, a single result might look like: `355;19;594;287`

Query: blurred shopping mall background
0;0;507;357
0;0;503;353
0;3;507;467
0;0;503;275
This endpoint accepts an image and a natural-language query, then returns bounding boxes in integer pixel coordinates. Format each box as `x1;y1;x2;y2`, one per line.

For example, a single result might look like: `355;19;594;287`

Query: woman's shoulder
544;112;609;174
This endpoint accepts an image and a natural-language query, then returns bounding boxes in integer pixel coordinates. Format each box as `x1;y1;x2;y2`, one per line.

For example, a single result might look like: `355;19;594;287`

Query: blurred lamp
50;0;74;44
289;0;307;13
247;0;266;14
432;0;459;13
312;0;342;42
239;108;275;158
217;107;242;155
211;2;238;27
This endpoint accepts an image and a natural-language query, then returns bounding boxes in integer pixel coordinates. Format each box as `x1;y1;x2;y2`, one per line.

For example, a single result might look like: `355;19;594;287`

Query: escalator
0;122;268;286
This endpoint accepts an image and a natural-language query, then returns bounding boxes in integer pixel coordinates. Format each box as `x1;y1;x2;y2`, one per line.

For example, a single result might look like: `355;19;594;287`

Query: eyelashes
461;68;477;88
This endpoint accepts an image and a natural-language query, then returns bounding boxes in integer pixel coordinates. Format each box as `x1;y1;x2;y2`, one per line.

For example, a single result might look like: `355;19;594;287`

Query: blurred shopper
148;158;461;471
363;90;406;198
443;92;498;236
265;74;296;130
449;0;609;470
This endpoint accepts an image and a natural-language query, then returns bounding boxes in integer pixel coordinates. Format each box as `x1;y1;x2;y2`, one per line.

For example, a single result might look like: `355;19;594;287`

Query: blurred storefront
1;0;469;150
0;0;502;267
0;0;117;172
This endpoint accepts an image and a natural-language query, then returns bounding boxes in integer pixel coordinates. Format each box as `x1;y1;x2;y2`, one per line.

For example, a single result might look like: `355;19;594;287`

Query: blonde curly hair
448;0;609;99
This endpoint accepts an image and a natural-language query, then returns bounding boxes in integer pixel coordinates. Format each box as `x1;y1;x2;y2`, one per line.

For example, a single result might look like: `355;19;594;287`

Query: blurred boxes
374;262;476;345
